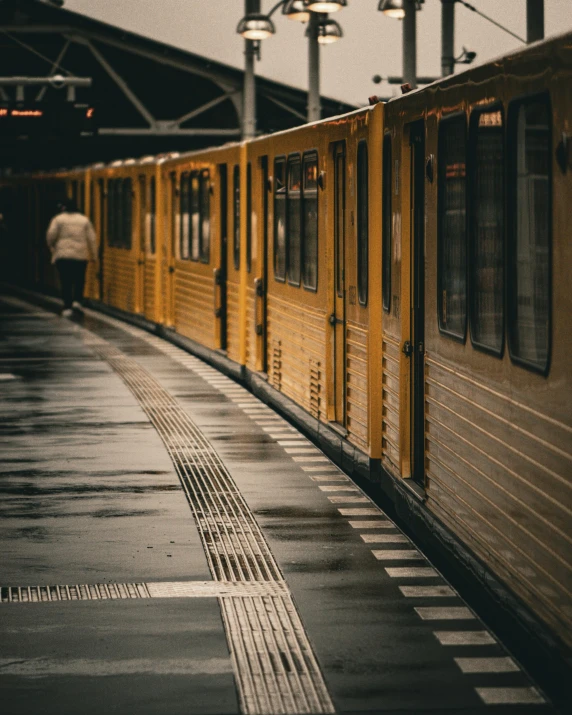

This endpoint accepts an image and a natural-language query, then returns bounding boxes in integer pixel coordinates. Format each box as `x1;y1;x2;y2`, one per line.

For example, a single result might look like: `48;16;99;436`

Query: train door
409;120;426;486
98;179;105;300
145;176;157;320
254;156;268;372
332;142;347;427
137;175;146;314
165;171;177;327
215;163;228;350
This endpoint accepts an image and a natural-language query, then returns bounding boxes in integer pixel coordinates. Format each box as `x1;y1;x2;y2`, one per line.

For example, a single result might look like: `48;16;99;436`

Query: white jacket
46;212;97;263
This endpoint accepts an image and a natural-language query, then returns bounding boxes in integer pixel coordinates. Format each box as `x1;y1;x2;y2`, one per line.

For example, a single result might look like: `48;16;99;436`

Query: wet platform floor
0;293;557;715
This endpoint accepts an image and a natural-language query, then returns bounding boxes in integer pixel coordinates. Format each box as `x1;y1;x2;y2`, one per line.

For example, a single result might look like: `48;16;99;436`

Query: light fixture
282;0;310;22
304;0;347;13
236;13;276;40
378;0;405;19
316;16;343;44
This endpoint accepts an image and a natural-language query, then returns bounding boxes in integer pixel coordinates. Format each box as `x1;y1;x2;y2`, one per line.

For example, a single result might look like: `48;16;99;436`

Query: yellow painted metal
239;142;248;367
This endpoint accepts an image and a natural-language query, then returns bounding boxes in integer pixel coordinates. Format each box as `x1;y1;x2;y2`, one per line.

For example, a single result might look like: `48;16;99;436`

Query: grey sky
64;1;572;105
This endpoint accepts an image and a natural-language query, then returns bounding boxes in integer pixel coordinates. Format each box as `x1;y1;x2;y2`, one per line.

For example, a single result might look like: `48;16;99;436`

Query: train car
382;31;572;648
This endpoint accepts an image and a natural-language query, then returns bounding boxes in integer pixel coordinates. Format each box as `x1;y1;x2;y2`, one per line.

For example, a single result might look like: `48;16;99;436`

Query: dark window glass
199;170;210;263
139;176;146;252
170;173;177;258
79;181;85;213
246;163;252;272
438;116;467;339
180;174;190;259
190;172;200;261
302;152;318;291
149;176;156;254
382;135;392;312
287;155;301;286
335;150;345;297
470;108;504;353
106;179;115;247
123;178;132;250
233;165;240;270
509;98;551;372
357;141;368;306
274;158;286;281
113;180;122;249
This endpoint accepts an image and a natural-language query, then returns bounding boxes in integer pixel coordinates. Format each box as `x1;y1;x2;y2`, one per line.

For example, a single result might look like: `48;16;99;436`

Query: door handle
402;340;413;356
329;313;337;326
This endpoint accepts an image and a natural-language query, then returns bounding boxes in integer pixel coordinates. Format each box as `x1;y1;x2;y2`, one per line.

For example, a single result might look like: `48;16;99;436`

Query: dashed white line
348;520;393;529
360;533;407;543
319;486;359;492
475;687;544;705
372;550;424;561
454;657;519;674
310;475;349;482
338;508;381;516
301;466;340;472
293;456;329;462
433;631;496;646
327;496;369;504
399;586;456;598
385;567;438;578
414;607;475;620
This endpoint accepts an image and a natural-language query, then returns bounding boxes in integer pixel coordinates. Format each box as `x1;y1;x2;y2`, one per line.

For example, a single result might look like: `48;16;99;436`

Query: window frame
357;140;369;307
468;102;506;358
199;169;211;264
246;162;252;273
179;172;190;260
302;149;319;293
122;177;133;250
273;155;287;283
506;91;552;376
437;111;468;343
382;133;392;314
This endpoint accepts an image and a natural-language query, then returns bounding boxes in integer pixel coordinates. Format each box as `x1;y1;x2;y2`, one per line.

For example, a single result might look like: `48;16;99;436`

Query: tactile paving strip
83;334;334;715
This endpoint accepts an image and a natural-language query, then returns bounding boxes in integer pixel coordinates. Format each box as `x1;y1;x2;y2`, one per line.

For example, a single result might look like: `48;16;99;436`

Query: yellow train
4;31;571;665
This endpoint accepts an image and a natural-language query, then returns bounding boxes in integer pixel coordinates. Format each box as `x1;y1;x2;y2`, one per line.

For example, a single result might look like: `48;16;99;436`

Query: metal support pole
403;0;417;89
242;0;260;140
526;0;544;43
307;12;321;123
441;0;455;77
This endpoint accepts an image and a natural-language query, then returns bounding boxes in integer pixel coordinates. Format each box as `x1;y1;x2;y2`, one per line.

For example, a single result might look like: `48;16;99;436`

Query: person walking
46;198;97;317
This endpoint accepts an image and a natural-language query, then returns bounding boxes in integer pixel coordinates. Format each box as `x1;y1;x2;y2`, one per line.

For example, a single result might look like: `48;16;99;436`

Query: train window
508;97;551;374
302;152;318;291
357;141;368;306
180;173;190;259
469;107;504;355
78;181;85;213
274;157;286;281
438;115;467;340
382;134;392;313
233;165;240;270
170;173;178;259
149;176;156;254
106;179;115;247
190;172;200;261
246;163;252;272
287;155;301;286
199;170;210;264
123;178;133;250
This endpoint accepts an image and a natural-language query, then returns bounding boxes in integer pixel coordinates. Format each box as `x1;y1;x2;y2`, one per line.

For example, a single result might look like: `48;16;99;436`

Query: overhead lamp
304;0;347;13
315;16;343;44
236;13;276;40
282;0;311;22
378;0;405;19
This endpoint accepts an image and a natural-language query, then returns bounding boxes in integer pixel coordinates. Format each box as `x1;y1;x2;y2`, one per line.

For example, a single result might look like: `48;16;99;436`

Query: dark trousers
56;259;87;310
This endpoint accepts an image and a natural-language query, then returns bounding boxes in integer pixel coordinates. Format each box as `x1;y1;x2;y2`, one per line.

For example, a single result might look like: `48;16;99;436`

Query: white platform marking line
385;567;438;578
399;586;456;597
338;508;380;516
348;520;393;529
0;373;17;380
360;533;407;543
301;466;339;472
277;440;310;446
373;550;424;561
434;631;496;646
285;448;320;455
454;657;519;674
319;486;358;492
327;496;369;504
475;687;544;705
293;456;329;462
415;607;475;620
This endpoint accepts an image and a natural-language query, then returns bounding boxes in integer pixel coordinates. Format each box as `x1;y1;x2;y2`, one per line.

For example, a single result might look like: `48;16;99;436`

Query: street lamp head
378;0;405;19
237;13;276;40
316;16;343;44
282;0;311;22
304;0;347;13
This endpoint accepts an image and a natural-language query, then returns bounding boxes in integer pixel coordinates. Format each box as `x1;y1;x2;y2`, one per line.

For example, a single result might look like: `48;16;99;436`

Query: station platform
0;292;559;715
